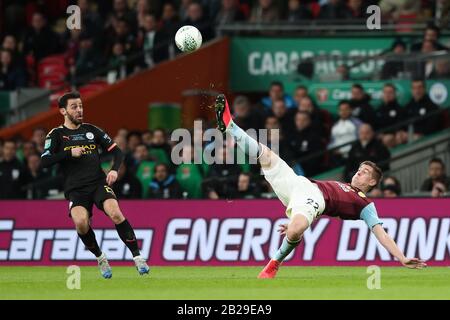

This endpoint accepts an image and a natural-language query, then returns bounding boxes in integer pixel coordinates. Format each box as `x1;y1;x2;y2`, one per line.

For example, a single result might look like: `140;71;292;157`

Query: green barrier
230;36;450;92
148;103;181;131
301;79;450;116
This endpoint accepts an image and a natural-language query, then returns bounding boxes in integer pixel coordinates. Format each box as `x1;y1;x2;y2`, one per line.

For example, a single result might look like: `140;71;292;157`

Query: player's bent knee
287;214;310;240
110;211;125;224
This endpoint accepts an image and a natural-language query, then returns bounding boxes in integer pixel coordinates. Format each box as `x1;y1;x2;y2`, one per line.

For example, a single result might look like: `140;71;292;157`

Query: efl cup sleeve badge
86;132;94;140
358;191;367;198
44;139;51;149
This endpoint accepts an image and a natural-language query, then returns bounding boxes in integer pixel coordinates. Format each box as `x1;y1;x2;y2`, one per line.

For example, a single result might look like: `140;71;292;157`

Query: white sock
228;121;261;159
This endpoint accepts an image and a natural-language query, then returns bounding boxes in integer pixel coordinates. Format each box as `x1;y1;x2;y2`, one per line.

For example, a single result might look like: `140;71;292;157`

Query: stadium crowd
0;0;449;200
0;0;445;91
0;77;448;200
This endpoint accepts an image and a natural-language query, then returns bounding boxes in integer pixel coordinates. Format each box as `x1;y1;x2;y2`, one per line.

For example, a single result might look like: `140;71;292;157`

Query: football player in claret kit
214;94;426;279
41;91;149;278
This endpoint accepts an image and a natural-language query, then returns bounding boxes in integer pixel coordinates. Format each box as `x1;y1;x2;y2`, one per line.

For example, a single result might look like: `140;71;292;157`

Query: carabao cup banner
230;37;391;92
0;200;449;266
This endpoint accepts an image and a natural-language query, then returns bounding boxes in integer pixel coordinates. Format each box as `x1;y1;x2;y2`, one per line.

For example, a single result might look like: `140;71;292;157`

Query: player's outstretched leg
258;214;309;279
103;199;150;275
71;207;112;279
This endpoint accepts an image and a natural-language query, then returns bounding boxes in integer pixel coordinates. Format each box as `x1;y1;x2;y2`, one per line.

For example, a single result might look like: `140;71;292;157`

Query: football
175;25;203;52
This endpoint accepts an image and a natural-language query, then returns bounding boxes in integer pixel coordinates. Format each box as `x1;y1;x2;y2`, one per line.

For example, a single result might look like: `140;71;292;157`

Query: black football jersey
41;123;117;195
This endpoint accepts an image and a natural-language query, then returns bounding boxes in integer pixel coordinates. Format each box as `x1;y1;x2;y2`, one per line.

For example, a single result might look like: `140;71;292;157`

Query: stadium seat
38;74;66;90
38;63;68;77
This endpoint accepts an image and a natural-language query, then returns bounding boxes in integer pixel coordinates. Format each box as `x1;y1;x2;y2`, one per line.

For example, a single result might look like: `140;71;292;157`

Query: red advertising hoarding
0;199;449;266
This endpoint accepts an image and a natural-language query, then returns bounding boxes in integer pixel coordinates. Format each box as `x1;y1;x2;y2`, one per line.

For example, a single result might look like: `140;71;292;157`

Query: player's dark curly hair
58;91;81;108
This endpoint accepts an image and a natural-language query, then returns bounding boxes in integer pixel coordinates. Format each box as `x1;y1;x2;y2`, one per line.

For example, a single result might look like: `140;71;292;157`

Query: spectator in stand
159;2;181;45
109;18;138;56
250;0;280;23
22;12;61;63
336;64;351;81
183;2;214;42
138;13;167;66
74;31;103;79
123;130;142;168
267;98;296;134
410;24;448;52
148;163;182;199
148;128;171;165
414;39;439;79
428;57;450;79
347;0;368;20
105;0;138;33
382;184;400;197
420;158;450;192
264;115;294;164
286;0;312;22
379;0;420;22
107;41;130;81
381;175;402;197
31;127;47;154
287;111;324;177
0;49;27;90
215;0;246;34
128;143;150;172
368;187;383;197
20;141;37;164
203;144;242;199
77;0;103;38
232;95;265;131
318;0;351;20
404;79;440;138
179;0;194;21
261;81;296;110
229;172;260;199
431;179;448;198
293;85;309;108
1;34;26;69
328;100;362;165
376;84;407;149
349;83;378;130
344;123;390;182
297;96;329;140
0;140;27;199
113;163;142;199
135;0;155;30
381;39;407;80
175;144;204;199
24;152;51;199
141;130;153;146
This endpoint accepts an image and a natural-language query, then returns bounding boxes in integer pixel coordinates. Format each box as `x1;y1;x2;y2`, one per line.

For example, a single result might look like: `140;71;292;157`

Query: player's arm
92;125;124;185
361;203;427;269
40;131;78;167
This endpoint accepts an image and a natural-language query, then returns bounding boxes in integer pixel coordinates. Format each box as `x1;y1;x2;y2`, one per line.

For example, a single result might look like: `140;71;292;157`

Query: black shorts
68;183;117;217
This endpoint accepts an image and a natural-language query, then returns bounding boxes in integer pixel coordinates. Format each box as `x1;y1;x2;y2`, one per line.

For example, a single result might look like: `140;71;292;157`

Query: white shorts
262;157;325;226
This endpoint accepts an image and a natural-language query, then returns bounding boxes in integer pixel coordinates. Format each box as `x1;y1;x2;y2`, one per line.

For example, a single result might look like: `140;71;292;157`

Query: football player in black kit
41;91;149;279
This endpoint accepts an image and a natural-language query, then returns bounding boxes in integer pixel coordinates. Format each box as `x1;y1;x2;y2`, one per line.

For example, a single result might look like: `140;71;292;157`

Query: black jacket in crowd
287;126;324;177
0;157;27;199
404;95;440;135
376;100;407;133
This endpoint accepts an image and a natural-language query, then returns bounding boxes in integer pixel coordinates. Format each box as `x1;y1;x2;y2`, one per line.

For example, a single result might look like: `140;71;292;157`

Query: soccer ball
175;25;202;52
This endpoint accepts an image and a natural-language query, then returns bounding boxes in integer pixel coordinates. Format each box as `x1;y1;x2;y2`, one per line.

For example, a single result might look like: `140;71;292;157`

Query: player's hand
401;258;427;269
106;170;118;186
71;147;85;158
278;223;288;235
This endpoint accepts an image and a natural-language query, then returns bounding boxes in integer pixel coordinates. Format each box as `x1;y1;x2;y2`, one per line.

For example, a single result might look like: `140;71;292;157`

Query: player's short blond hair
360;161;383;191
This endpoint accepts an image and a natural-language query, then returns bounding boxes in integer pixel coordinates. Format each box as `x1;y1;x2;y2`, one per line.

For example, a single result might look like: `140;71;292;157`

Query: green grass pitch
0;266;449;300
